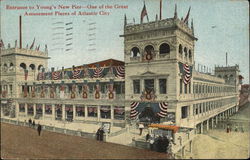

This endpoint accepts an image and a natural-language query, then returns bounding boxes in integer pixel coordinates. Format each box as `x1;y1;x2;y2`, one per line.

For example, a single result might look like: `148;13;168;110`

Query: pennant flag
30;38;35;49
141;3;149;23
183;7;191;24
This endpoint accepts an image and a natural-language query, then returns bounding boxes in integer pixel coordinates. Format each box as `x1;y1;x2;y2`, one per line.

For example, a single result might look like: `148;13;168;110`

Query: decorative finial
174;4;178;19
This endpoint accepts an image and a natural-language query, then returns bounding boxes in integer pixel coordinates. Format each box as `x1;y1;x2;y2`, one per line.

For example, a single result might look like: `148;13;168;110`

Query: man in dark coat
99;128;105;141
32;120;35;128
96;128;101;141
28;118;32;127
37;123;42;136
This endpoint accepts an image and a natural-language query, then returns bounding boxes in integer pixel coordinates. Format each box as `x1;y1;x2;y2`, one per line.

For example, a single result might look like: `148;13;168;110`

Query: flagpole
160;0;162;20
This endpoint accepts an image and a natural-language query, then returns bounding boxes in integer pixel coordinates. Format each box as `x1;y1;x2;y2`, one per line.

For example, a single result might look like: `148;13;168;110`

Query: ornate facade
0;11;240;132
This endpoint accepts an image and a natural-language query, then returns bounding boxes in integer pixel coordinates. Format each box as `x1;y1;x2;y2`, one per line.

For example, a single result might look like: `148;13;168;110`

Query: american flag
52;71;61;80
183;63;191;84
140;3;149;23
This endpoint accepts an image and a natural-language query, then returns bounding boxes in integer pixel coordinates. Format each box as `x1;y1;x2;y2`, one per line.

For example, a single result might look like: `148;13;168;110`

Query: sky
1;0;249;84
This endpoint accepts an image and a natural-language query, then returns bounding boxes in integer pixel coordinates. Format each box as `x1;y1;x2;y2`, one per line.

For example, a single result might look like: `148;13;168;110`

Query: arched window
20;63;26;70
38;65;44;71
159;43;170;54
189;50;192;58
224;75;228;82
130;47;140;57
144;45;154;54
229;74;234;82
4;63;7;67
179;44;183;54
184;47;188;57
29;64;35;70
10;63;14;67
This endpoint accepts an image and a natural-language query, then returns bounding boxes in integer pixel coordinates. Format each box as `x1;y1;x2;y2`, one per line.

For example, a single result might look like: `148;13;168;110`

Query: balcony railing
19;92;125;100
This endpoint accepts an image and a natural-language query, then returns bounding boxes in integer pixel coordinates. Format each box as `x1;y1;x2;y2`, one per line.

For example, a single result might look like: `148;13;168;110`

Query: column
25;103;28;116
215;116;218;124
62;104;65;120
189;140;192;153
181;146;186;158
73;105;76;121
15;102;19;118
207;120;209;131
201;122;203;134
111;105;114;120
52;104;55;120
211;118;214;129
97;105;100;122
42;104;45;120
33;104;36;117
85;105;87;119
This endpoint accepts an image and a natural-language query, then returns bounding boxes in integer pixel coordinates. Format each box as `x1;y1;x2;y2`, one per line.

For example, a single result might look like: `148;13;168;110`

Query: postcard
0;0;249;159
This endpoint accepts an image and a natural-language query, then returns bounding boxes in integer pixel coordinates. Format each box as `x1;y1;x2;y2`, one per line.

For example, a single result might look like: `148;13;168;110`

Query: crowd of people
96;127;105;141
146;133;173;153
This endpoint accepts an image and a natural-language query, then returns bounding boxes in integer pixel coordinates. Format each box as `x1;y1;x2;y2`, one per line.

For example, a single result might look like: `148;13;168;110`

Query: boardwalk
1;123;169;159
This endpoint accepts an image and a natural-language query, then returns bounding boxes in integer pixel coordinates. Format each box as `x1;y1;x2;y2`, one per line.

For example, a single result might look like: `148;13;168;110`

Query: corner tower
121;5;197;123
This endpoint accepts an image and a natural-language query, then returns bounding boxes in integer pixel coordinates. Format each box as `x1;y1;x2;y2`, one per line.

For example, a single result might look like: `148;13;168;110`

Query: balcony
19;92;125;101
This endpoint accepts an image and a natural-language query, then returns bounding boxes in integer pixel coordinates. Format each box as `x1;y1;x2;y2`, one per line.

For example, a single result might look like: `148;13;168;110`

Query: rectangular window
159;79;167;94
100;83;107;94
181;106;188;119
144;79;154;91
114;82;122;94
88;106;97;117
76;105;85;117
180;79;183;94
133;80;140;94
114;106;125;120
100;106;111;119
88;83;95;93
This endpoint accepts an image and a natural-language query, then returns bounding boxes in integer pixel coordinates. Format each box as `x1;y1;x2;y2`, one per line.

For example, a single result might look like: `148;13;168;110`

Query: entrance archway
139;106;160;123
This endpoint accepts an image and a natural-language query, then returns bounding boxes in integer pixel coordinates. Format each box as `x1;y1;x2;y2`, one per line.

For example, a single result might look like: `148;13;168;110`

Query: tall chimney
226;52;228;66
19;15;22;49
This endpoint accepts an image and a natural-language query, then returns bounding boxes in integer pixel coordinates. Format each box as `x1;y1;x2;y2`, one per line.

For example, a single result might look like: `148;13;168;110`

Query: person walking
139;123;144;136
32;120;35;128
28;118;32;127
37;123;42;136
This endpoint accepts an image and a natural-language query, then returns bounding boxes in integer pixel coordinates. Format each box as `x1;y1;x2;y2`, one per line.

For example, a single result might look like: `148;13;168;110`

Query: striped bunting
52;71;61;80
114;66;125;78
72;70;82;79
130;102;139;119
157;102;168;118
183;63;191;84
93;67;104;78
